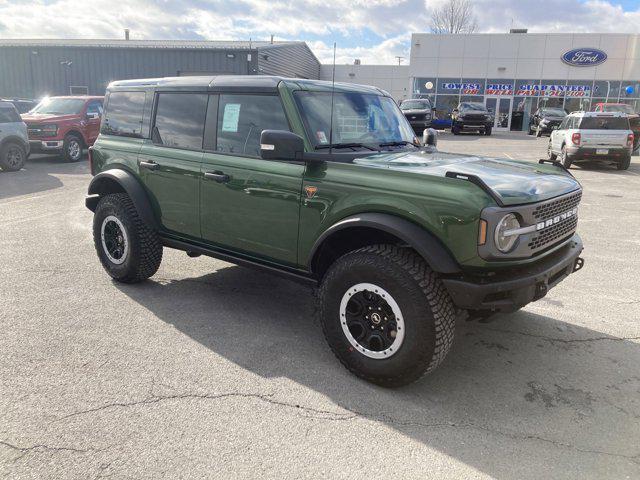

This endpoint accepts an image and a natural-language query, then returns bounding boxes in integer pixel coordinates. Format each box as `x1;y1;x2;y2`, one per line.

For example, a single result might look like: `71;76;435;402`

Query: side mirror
260;130;305;161
422;128;438;147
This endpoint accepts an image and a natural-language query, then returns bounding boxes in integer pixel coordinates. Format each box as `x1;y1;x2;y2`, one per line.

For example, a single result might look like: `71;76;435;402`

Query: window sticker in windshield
222;103;241;132
316;131;328;144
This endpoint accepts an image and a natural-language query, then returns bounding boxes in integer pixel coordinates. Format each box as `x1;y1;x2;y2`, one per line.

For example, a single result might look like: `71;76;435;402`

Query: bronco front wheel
318;244;456;387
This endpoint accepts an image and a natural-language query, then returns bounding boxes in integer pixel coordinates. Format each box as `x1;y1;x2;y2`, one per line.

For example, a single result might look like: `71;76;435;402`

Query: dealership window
152;93;208;150
593;81;621;102
515;79;541;97
621;82;640;99
512;97;537;132
216;94;289;157
434;95;459;120
101;91;146;138
437;78;462;95
460;95;484;104
413;77;437;98
486;79;514;97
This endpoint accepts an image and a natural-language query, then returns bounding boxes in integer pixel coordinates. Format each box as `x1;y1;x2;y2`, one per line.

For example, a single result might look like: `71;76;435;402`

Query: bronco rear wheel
0;142;26;172
93;193;162;283
318;244;456;387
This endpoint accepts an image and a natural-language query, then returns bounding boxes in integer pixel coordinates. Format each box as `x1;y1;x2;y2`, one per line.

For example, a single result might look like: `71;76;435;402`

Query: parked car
86;75;584;386
399;98;433;135
528;107;567;137
0;101;29;172
592;102;640;151
1;98;38;114
22;96;104;162
451;102;493;135
548;111;633;170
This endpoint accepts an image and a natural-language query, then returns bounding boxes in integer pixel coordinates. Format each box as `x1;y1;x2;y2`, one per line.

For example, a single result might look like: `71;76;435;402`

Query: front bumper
566;146;631;161
29;140;64;153
454;121;491;130
442;234;584;313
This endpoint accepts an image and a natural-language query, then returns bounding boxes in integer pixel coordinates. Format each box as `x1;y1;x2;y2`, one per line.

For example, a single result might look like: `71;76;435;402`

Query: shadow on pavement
0;155;88;200
116;264;640;479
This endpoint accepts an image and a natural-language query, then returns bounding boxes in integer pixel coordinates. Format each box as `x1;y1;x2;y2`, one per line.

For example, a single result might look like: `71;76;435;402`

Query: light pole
395;56;404;66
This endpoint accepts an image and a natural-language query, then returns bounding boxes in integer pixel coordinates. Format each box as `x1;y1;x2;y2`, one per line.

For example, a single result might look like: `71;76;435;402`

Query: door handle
204;171;230;183
139;160;159;171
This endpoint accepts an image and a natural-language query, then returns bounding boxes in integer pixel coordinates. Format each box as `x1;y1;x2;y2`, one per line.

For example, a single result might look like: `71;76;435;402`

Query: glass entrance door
485;97;513;131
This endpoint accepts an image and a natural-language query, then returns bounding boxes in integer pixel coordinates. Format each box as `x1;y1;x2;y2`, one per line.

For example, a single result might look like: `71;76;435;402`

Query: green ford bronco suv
86;76;584;386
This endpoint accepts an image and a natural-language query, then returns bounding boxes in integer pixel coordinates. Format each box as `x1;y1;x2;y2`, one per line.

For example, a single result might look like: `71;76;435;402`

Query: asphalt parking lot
1;133;639;479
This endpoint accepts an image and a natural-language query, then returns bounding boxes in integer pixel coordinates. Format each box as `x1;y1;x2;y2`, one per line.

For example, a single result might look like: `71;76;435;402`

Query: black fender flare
86;169;158;230
1;135;29;152
309;213;461;274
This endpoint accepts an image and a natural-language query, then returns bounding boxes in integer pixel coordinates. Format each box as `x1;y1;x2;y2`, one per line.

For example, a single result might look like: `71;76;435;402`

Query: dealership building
324;32;640;132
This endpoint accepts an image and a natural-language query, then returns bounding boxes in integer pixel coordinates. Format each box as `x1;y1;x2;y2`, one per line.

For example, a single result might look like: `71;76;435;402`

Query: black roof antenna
328;42;336;155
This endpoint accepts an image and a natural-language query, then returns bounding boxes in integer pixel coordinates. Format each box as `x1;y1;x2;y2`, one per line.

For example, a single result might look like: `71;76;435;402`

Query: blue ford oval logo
562;48;607;67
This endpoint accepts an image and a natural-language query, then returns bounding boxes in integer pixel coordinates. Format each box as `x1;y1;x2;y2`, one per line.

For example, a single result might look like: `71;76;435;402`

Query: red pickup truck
22;96;104;162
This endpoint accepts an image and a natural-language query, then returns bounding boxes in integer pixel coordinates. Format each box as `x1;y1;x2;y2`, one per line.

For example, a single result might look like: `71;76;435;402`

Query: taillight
88;146;94;175
627;133;634;148
571;132;581;146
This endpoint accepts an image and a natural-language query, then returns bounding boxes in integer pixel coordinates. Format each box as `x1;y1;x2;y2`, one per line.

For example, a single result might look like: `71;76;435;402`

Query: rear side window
86;100;103;116
579;117;629;130
215;94;289;157
152;93;208;150
102;91;146;137
0;106;21;123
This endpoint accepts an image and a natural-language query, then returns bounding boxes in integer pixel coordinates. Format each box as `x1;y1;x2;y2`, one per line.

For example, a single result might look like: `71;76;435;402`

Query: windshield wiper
315;142;378;151
378;141;417;148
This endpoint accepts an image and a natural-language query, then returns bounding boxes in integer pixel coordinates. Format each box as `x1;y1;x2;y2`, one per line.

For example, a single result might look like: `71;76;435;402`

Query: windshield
294;91;416;148
30;97;85;115
459;102;486;111
400;100;431;111
541;108;566;117
579;117;629;130
601;104;635;114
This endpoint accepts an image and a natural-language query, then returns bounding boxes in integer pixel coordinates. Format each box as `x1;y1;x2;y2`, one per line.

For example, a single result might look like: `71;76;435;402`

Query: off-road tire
451;125;460;135
0;141;27;172
484;127;492;136
93;193;162;283
617;154;631;170
317;244;456;387
528;125;534;135
62;134;83;162
560;144;572;169
547;141;557;161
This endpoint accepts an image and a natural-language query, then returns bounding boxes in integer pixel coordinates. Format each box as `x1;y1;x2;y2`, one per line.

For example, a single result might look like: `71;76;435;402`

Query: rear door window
0;106;21;123
86;100;103;117
215;94;290;157
152;93;208;150
579;117;629;130
102;91;146;137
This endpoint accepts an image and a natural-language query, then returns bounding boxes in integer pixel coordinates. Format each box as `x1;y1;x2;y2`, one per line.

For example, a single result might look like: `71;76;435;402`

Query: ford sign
562;48;607;67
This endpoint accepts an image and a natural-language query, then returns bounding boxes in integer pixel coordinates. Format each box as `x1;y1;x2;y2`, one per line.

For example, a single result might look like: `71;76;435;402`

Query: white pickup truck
547;111;634;170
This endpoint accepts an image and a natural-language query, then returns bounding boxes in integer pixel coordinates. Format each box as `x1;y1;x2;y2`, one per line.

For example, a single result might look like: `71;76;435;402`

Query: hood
353;150;580;206
541;115;565;121
21;113;78;123
402;109;429;114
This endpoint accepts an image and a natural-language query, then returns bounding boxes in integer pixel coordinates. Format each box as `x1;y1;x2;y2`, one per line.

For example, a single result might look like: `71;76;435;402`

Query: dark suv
399;98;433;135
86;76;584;386
528;107;567;137
451;102;493;135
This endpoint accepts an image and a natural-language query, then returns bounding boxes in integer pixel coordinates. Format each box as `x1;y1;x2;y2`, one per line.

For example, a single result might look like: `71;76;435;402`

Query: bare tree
430;0;478;34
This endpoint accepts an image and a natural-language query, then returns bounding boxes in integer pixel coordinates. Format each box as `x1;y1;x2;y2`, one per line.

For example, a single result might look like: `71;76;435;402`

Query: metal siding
0;45;292;98
257;43;320;79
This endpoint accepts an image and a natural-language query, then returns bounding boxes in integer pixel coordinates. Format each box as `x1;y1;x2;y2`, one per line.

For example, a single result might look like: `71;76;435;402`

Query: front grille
528;216;578;250
406;113;426;121
532;191;582;220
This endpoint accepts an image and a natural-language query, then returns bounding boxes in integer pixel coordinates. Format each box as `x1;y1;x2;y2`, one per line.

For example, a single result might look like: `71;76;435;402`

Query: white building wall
319;64;411;102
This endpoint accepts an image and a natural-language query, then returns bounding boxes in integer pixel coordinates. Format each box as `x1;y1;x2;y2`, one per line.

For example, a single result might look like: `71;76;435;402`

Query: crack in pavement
0;440;95;463
482;327;640;345
50;390;640;466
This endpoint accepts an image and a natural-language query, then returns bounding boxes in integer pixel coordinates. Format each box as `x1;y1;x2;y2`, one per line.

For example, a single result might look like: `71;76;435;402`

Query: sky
0;0;639;64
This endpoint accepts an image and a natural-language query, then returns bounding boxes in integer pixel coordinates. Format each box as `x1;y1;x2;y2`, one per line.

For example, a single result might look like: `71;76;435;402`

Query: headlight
494;213;521;252
41;124;58;136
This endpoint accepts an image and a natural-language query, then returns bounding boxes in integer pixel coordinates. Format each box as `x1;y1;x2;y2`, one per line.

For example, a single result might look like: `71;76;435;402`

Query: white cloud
0;0;638;65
